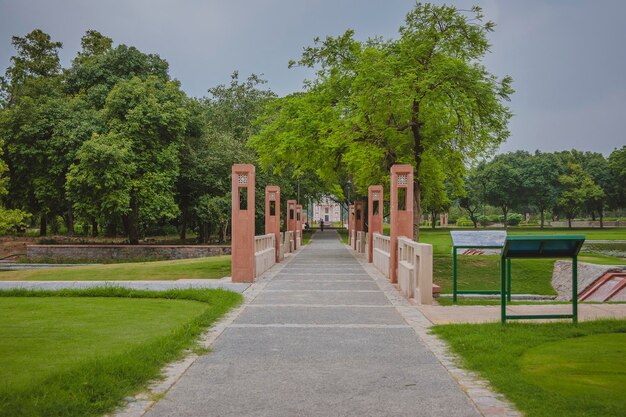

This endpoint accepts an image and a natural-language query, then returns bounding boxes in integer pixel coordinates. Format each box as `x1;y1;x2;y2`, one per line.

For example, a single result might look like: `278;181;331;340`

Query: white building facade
312;197;342;224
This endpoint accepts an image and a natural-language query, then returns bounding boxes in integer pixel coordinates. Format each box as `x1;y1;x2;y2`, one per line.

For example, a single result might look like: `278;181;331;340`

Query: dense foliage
460;149;625;228
0;5;623;241
251;4;513;238
0;30;295;242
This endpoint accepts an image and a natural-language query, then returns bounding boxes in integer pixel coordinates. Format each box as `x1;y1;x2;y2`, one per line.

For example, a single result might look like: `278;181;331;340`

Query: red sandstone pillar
296;204;303;247
287;200;297;250
368;185;383;263
390;164;414;283
354;200;364;251
231;164;256;282
265;186;281;263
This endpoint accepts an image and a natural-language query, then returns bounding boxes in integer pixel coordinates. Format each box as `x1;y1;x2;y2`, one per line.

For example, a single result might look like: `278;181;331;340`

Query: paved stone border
353;249;522;417
110;248;303;417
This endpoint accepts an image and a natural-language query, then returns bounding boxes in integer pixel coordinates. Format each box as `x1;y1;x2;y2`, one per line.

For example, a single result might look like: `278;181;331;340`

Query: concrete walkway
144;231;482;417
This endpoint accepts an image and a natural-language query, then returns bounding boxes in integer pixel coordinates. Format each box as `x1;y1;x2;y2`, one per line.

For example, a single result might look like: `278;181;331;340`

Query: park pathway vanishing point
145;231;482;417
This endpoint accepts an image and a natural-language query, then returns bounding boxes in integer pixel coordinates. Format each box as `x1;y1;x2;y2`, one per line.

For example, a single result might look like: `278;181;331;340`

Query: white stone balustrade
356;231;366;253
254;234;276;277
284;230;295;253
397;237;433;305
372;233;391;278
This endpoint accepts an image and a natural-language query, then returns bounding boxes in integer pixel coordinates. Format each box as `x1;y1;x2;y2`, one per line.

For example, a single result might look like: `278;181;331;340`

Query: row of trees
453;149;626;228
0;29;311;243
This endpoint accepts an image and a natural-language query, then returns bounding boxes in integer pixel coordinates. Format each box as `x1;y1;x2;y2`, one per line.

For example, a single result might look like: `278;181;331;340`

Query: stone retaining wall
27;245;231;262
549;220;625;228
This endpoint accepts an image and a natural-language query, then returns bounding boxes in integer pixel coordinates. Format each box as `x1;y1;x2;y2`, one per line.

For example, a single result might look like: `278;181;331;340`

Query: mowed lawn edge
432;320;626;417
0;256;231;281
0;287;243;417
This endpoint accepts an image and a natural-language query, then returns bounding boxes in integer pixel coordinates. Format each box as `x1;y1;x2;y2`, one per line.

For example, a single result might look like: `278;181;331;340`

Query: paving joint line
352;249;522;417
112;246;304;417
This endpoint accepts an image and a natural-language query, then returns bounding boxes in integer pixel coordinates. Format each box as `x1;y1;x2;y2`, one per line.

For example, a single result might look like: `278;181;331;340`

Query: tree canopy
251;3;513;238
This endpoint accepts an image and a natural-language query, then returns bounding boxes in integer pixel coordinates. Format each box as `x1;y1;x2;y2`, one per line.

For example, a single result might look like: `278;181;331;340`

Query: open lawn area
0;256;231;281
0;287;242;417
432;320;626;417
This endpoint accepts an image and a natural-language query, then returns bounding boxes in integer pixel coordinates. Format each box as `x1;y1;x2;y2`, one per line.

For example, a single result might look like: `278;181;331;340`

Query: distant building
312;197;341;224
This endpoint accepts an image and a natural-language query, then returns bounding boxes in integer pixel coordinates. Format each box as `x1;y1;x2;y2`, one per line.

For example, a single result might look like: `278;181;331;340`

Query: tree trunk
413;182;421;240
39;213;47;236
600;207;604;229
568;216;572;228
502;206;508;229
540;209;545;229
91;219;98;237
411;98;423;241
127;195;140;244
65;205;75;235
591;211;596;221
431;210;437;230
179;205;188;240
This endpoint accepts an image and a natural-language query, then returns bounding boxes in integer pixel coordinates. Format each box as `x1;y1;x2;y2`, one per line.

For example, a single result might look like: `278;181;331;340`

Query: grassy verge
0;287;242;417
432;320;626;417
337;229;349;245
0;256;231;281
302;229;316;245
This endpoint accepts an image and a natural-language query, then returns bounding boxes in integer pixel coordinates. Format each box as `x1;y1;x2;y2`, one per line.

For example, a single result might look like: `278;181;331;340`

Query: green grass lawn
0;287;242;417
0;256;231;281
337;228;349;244
302;229;316;245
432;320;626;417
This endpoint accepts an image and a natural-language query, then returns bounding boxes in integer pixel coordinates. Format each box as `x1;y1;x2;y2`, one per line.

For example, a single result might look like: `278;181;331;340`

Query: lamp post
346;179;352;229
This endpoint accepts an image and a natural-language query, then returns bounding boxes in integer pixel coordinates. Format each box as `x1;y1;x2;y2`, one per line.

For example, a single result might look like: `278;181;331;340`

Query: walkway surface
144;231;482;417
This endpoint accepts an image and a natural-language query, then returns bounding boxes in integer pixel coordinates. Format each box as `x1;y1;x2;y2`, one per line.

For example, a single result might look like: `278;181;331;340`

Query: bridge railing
254;234;276;277
284;230;295;253
397;237;433;305
372;233;391;278
356;231;366;253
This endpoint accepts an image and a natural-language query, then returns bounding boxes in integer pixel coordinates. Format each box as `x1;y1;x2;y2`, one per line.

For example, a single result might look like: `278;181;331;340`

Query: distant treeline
449;149;625;228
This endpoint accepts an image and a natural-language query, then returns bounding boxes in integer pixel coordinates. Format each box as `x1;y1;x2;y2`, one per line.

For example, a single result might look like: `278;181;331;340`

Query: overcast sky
1;0;624;155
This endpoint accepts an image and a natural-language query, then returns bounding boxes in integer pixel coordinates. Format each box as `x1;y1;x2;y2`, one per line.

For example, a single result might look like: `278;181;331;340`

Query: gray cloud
1;0;624;155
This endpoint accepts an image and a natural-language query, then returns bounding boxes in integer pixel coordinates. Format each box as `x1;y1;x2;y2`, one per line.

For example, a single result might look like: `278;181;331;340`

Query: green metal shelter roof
501;235;585;259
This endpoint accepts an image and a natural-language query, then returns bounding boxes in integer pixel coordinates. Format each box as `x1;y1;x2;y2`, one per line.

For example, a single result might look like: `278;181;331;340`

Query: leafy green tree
607;146;626;211
477;154;524;228
0;29;66;235
0;139;30;233
67;75;188;243
557;162;605;228
251;3;513;239
569;150;612;226
525;151;564;228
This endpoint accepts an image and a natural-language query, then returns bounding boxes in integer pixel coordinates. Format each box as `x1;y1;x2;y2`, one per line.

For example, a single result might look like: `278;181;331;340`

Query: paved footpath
144;231;483;417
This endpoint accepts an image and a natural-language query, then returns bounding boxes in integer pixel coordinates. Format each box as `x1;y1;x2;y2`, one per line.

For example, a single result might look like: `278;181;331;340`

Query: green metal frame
452;245;505;303
500;235;585;324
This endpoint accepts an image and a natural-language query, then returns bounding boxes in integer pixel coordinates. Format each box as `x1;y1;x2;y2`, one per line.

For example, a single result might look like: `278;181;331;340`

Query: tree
557;162;604;228
477;154;524;228
525;151;564;228
459;167;485;228
0;29;66;235
251;3;512;239
607;146;626;211
67;75;188;243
